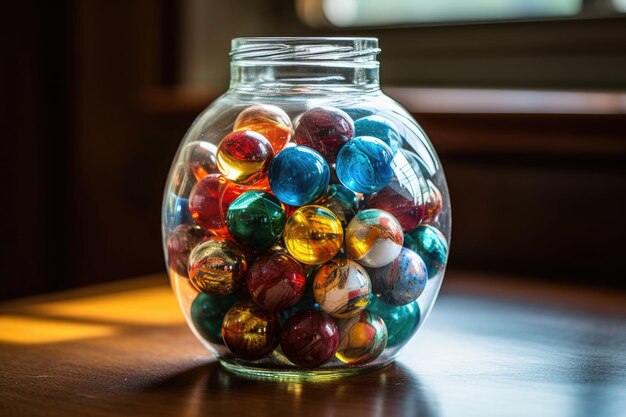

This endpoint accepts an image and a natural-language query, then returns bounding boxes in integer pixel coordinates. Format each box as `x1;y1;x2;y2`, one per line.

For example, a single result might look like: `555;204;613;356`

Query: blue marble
269;146;330;206
336;136;394;194
404;225;448;279
163;191;192;232
367;295;420;348
354;115;402;155
368;247;428;306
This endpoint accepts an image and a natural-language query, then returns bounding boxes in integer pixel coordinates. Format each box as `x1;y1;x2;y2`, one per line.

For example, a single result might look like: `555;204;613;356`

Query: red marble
166;224;210;277
247;253;306;311
422;180;443;224
293;107;354;163
217;130;274;185
188;174;230;235
368;177;427;232
280;309;339;368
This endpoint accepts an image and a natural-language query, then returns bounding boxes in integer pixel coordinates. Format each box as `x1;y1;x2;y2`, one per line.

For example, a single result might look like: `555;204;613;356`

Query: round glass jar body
162;37;451;378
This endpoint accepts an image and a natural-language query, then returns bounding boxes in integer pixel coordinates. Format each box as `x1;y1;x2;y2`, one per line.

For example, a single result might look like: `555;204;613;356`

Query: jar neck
228;37;381;96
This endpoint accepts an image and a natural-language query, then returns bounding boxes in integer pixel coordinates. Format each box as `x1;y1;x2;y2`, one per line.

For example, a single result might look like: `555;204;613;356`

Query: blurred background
2;0;625;300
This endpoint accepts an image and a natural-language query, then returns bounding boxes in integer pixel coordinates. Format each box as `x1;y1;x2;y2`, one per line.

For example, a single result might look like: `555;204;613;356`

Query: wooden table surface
1;271;625;417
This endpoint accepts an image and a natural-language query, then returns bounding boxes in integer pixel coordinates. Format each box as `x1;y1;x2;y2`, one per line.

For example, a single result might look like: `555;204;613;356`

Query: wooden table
1;271;624;417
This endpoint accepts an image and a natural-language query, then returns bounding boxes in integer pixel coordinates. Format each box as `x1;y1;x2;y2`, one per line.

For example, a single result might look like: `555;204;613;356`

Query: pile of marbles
165;104;448;369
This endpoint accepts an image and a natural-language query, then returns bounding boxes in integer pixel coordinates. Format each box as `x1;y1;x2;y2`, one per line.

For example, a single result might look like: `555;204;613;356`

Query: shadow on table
146;361;439;417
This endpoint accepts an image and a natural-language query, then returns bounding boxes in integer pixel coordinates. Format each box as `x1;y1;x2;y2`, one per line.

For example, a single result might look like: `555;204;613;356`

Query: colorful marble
314;184;361;228
280;309;339;368
222;301;281;360
335;311;387;365
313;259;371;319
191;292;240;344
423;179;443;224
283;205;344;265
181;140;219;182
336;136;394;194
234;104;293;152
225;191;286;251
354;115;402;154
346;209;404;268
247;253;306;311
367;295;420;348
166;224;209;277
268;146;330;206
369;247;428;306
404;225;448;279
293;107;354;163
188;174;230;235
216;130;274;185
188;238;248;296
163;192;193;232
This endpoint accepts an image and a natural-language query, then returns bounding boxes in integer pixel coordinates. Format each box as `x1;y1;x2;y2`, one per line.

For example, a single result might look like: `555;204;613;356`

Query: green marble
404;225;448;279
226;191;286;251
314;184;361;228
191;292;240;344
367;295;420;348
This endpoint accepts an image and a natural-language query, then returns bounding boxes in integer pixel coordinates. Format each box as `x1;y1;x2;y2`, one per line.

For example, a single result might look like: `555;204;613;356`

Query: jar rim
230;37;380;63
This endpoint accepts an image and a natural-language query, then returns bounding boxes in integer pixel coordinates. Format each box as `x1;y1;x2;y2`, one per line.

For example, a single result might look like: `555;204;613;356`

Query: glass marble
367;295;420;348
166;224;209;277
188;174;230;235
335;310;387;365
163;192;193;232
280;309;339;368
233;104;293;152
216;130;274;185
313;259;371;319
423;179;443;224
354;115;402;155
283;205;344;265
225;191;286;251
345;209;404;268
404;225;448;279
336;136;394;194
293;107;354;163
191;292;240;344
222;301;281;360
188;238;248;296
268;146;330;206
314;184;361;228
369;247;428;306
180;140;219;182
247;252;306;311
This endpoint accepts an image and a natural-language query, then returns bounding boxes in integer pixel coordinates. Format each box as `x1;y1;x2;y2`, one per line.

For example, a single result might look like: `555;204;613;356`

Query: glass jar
162;37;450;378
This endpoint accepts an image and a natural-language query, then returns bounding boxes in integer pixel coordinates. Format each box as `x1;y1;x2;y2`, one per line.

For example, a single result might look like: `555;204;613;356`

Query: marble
233;104;293;152
280;309;339;368
166;224;209;278
163;192;193;232
188;174;230;235
180;140;219;182
314;184;361;228
313;259;371;319
191;292;240;344
345;209;404;268
283;205;344;265
367;295;420;348
247;253;306;311
354;115;402;154
404;225;448;279
268;146;330;206
225;191;286;251
335;311;387;365
336;136;394;194
369;247;428;306
216;130;274;185
293;107;354;163
423;179;443;224
221;301;281;360
188;238;248;296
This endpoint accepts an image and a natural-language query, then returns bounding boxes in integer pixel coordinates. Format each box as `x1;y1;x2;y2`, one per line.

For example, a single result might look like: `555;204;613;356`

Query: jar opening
230;37;380;65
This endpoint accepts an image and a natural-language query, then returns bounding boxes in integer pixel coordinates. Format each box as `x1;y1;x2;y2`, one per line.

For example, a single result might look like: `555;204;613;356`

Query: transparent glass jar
162;37;450;378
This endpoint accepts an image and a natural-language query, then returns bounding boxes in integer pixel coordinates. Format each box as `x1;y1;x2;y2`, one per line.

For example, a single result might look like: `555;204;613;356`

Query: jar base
218;357;394;381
